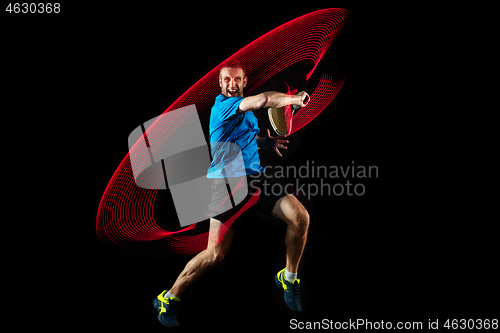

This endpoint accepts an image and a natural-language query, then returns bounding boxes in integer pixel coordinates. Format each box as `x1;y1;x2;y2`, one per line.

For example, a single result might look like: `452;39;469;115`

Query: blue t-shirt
207;94;264;178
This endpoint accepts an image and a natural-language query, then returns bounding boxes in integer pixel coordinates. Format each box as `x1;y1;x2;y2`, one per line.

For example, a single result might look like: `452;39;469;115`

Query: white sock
165;291;179;299
285;268;297;283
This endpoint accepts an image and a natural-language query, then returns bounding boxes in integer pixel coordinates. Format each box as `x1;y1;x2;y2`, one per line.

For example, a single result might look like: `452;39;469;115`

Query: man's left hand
265;129;289;157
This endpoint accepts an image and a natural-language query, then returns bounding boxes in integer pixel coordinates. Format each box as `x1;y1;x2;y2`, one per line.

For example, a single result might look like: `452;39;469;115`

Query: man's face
219;67;247;98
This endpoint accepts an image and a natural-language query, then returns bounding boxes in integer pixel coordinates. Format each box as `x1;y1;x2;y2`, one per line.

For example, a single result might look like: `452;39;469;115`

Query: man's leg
271;194;309;313
271;194;310;274
168;218;234;297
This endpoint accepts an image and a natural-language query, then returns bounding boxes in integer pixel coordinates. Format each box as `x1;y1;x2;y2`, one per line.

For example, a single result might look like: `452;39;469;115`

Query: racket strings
268;107;289;136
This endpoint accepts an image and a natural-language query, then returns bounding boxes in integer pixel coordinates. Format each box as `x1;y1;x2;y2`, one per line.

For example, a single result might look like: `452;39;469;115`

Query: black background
3;2;497;331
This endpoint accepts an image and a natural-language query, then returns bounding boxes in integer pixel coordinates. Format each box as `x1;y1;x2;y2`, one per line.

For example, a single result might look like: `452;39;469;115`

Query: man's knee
276;194;310;231
296;207;310;232
210;246;227;264
288;201;310;232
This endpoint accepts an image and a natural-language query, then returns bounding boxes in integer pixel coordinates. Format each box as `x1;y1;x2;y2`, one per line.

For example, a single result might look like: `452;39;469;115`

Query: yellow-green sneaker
275;269;302;313
152;290;180;327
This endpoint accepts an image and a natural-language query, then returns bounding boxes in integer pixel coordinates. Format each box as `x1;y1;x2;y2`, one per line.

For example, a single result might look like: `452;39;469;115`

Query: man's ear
219;76;223;87
243;76;248;88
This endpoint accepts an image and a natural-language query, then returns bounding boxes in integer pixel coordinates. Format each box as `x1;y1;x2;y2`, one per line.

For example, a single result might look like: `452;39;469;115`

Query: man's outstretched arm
238;91;309;113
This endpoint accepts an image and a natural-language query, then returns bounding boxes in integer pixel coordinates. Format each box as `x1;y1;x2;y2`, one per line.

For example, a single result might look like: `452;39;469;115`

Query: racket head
268;107;289;136
268;104;302;136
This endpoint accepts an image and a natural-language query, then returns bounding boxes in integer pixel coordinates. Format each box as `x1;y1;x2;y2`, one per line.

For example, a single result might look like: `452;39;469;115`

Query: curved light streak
96;8;349;253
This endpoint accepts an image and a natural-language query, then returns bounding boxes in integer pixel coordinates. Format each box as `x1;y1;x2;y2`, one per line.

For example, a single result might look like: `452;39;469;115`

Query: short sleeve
216;96;244;121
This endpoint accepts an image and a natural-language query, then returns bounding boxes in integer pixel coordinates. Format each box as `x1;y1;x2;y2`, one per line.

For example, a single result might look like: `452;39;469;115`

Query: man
153;61;310;327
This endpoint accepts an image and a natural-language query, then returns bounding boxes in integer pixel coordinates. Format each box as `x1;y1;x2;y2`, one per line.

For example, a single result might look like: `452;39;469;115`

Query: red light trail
96;8;349;254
